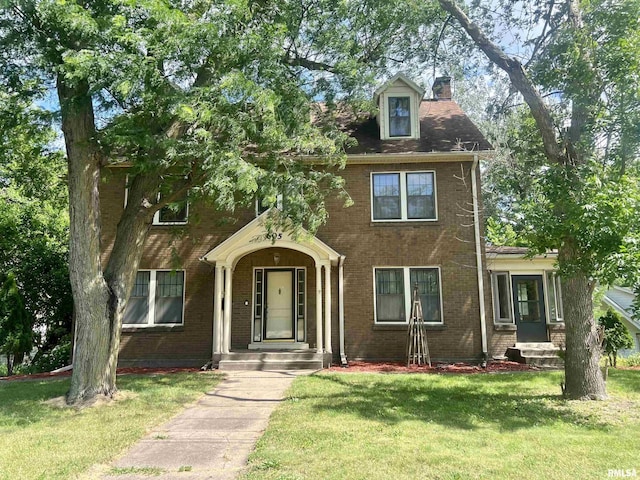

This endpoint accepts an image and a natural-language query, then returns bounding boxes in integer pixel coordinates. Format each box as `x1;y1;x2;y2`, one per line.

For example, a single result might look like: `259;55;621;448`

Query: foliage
26;337;72;374
599;309;635;367
0;372;221;479
619;352;640;367
245;371;640;480
455;1;640;278
0;273;33;375
486;216;525;247
0;90;72;371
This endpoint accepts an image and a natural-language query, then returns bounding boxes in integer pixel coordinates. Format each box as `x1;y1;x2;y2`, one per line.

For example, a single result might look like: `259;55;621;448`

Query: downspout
471;155;489;363
338;255;348;366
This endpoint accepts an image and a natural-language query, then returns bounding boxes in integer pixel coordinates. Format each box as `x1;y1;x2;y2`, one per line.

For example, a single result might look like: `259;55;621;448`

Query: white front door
265;270;294;340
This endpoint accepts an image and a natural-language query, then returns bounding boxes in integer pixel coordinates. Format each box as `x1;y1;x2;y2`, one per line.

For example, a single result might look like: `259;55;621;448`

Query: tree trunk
7;355;12;376
58;76;113;405
560;245;607;400
103;174;160;388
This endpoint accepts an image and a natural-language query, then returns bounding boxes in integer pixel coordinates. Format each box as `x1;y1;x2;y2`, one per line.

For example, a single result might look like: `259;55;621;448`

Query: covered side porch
201;212;345;369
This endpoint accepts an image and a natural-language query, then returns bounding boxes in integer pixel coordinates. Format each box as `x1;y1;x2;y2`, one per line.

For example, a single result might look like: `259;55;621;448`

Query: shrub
598;309;634;367
25;338;72;373
619;352;640;367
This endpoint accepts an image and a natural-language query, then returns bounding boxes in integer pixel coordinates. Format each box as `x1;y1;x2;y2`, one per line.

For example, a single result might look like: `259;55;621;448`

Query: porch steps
218;351;323;371
506;342;564;368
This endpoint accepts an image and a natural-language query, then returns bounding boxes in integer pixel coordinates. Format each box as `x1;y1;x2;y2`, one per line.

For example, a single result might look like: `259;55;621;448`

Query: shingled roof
344;99;493;154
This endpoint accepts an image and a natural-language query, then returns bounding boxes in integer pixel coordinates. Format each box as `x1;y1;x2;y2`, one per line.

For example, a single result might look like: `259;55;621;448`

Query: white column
315;263;323;352
338;255;346;364
212;264;223;355
324;262;332;354
223;264;232;354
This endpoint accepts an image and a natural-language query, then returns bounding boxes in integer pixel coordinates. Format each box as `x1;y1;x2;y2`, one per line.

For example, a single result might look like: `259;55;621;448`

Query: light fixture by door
273;253;280;265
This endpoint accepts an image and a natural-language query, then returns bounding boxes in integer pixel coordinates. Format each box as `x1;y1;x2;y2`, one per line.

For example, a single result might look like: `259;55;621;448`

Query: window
123;270;185;326
374;267;442;324
388;96;411;137
372;173;401;220
371;171;436;221
153;193;188;225
256;193;283;216
545;271;563;322
491;272;513;323
124;175;188;225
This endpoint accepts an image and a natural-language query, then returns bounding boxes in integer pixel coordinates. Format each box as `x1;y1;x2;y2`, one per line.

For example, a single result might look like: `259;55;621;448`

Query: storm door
512;275;548;342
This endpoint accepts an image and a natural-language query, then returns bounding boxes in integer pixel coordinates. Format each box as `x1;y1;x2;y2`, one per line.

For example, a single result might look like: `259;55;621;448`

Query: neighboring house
485;246;565;357
602;286;640;356
100;74;565;369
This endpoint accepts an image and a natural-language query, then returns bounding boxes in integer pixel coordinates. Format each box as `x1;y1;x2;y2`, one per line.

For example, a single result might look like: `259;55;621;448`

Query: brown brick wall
101;159;492;366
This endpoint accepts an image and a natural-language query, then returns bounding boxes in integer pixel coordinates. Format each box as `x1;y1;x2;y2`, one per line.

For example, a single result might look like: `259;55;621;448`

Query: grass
244;369;640;480
0;372;221;480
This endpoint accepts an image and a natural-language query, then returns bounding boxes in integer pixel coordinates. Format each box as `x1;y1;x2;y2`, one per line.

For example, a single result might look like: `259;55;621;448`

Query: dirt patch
326;360;540;374
44;390;137;409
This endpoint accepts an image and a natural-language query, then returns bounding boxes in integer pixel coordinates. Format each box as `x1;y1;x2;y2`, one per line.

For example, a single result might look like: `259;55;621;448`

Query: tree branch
438;0;564;164
284;55;337;73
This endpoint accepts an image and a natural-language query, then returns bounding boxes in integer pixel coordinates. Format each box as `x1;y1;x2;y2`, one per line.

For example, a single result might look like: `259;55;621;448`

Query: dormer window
389;97;411;137
374;73;425;141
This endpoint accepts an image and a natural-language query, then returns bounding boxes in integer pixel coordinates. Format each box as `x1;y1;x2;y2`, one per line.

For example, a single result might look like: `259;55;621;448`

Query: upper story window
388;97;411;137
256;194;283;216
124;175;188;226
154;197;188;225
375;73;425;140
371;171;436;222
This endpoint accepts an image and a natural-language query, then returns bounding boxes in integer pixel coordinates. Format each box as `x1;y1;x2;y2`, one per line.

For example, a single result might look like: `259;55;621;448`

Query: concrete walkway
102;370;313;480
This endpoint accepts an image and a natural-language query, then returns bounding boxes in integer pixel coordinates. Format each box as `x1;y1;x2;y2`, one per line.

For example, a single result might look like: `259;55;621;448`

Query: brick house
100;73;565;369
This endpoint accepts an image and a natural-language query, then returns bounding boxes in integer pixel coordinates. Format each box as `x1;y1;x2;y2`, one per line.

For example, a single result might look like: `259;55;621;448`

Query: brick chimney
432;76;452;100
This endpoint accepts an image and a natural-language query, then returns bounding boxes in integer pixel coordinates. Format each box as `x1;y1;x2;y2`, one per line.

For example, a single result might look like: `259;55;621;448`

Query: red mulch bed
0;367;202;382
327;360;539;374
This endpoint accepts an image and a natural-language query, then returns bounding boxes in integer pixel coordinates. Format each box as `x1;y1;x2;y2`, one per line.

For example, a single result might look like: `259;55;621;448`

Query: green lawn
0;372;221;480
244;370;640;480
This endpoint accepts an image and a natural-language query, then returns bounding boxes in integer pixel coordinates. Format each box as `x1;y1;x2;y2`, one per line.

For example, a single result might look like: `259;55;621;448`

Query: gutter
471;154;489;361
338;255;348;366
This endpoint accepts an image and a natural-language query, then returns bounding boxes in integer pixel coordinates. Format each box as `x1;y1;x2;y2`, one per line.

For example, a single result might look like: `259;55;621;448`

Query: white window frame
491;271;514;324
544;270;564;323
153;193;189;226
255;194;284;217
372;266;443;325
124;175;189;226
370;171;437;222
123;269;186;327
387;95;412;138
379;91;421;140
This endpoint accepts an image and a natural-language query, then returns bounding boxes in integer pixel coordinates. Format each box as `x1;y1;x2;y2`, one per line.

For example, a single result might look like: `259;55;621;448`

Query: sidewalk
101;370;313;480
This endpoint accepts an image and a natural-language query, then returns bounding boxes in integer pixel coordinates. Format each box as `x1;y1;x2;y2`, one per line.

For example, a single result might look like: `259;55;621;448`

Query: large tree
437;0;640;399
1;0;439;404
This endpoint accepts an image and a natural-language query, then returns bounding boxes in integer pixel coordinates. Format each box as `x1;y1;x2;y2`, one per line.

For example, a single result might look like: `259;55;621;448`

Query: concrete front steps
218;350;324;371
506;342;564;368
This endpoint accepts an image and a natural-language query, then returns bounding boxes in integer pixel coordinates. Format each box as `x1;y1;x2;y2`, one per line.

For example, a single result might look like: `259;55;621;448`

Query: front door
512;275;548;342
264;270;295;340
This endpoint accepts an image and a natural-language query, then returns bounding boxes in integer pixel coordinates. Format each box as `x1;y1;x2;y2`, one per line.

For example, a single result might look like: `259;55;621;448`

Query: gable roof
373;72;426;99
201;210;342;267
603;286;640;330
344;100;493;154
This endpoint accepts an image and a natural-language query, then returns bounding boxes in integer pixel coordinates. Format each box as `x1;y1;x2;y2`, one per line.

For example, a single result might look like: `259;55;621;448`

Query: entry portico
201;211;343;361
